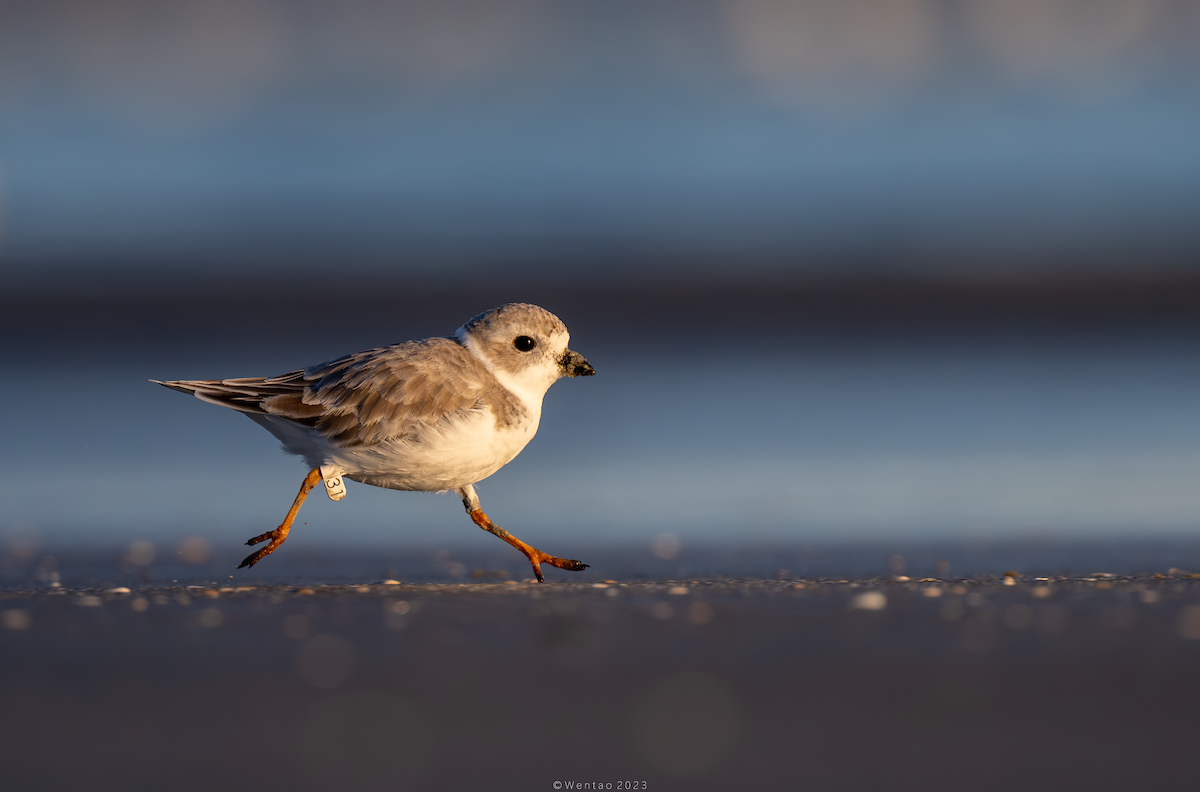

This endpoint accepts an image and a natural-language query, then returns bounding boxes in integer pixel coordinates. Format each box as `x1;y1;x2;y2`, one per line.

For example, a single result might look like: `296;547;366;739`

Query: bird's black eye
513;336;537;352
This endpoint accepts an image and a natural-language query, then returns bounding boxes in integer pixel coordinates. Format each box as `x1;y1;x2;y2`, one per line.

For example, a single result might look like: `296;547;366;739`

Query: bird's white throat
457;330;556;417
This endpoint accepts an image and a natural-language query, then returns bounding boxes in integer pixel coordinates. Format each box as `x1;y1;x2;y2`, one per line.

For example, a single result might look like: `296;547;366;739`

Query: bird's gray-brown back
157;337;529;448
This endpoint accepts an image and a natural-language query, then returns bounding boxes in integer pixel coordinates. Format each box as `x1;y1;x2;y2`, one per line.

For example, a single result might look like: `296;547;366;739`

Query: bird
153;303;596;582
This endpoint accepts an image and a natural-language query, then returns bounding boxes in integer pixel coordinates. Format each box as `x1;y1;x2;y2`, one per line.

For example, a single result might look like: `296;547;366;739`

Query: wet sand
4;564;1200;791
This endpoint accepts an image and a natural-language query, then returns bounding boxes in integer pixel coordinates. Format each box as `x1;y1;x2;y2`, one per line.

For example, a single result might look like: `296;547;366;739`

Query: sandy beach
5;555;1200;791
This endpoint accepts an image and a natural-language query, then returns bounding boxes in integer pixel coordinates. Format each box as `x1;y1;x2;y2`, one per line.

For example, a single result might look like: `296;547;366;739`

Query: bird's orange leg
466;509;589;583
238;468;322;569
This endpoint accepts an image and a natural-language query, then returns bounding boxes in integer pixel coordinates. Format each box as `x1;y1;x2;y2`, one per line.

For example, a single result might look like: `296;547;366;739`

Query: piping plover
153;303;595;582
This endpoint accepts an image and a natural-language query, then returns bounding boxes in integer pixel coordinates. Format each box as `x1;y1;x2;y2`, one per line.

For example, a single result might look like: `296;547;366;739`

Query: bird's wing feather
155;337;492;447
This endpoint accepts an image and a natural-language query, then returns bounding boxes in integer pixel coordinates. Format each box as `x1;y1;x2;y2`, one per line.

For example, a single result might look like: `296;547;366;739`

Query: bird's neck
459;333;550;418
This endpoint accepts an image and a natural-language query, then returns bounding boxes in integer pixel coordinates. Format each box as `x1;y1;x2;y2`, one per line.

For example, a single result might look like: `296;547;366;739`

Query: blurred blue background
3;0;1200;573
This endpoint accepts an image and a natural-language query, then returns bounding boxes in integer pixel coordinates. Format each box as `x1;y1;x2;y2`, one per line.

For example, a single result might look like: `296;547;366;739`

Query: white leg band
319;465;347;501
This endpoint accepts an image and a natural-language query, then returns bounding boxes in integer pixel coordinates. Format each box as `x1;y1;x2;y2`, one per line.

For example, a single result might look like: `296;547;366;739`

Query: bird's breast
335;404;541;491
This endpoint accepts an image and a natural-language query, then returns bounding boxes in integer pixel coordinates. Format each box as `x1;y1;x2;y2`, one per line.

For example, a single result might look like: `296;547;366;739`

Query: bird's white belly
257;407;541;492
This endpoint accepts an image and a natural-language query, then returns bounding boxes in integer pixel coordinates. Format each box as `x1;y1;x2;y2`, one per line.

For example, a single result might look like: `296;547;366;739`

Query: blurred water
5;325;1200;559
3;1;1200;288
3;1;1200;564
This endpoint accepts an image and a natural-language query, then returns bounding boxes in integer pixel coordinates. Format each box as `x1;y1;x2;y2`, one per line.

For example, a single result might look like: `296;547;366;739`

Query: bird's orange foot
238;527;286;568
526;549;590;583
467;509;588;582
236;468;323;571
